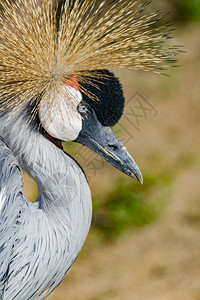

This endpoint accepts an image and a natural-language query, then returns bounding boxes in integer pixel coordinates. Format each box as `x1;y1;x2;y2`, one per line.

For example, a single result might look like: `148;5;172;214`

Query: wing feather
0;138;26;297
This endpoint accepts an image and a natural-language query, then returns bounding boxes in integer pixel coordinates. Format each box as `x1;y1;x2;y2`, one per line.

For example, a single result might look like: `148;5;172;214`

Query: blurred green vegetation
92;173;173;241
147;0;200;23
168;0;200;23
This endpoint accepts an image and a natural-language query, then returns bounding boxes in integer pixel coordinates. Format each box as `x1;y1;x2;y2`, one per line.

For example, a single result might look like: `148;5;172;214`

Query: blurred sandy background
22;1;200;299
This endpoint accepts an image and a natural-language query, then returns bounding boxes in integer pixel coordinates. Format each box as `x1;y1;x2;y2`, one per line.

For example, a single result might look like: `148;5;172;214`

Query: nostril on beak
108;144;118;150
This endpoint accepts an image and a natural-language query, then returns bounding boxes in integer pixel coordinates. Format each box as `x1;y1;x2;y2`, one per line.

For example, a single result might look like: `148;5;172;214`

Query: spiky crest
0;0;180;116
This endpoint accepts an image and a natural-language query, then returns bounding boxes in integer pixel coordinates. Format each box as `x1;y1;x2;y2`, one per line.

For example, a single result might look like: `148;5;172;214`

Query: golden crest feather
0;0;180;113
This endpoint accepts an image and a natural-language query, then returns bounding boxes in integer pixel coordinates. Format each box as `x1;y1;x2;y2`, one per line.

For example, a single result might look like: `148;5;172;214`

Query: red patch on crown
66;75;79;91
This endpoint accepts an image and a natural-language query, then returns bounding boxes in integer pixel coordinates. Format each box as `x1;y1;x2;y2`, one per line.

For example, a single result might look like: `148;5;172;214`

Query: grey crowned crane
0;0;180;299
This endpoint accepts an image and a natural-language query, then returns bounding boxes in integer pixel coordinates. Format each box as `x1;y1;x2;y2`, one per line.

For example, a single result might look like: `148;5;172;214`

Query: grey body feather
0;108;92;299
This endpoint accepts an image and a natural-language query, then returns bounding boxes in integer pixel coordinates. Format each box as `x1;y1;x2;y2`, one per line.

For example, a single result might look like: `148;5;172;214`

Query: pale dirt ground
23;25;200;300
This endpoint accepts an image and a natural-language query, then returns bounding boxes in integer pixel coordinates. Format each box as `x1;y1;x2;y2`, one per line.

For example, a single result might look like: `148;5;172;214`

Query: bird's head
39;70;143;183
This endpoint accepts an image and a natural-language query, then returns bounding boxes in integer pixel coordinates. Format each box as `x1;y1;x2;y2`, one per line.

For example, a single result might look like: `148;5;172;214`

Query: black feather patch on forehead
82;70;125;127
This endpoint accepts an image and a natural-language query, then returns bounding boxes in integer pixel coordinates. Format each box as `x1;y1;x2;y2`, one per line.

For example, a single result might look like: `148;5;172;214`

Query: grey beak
75;109;143;183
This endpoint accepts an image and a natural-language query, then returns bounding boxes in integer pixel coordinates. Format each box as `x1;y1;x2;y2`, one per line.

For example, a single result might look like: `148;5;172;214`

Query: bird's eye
78;104;89;114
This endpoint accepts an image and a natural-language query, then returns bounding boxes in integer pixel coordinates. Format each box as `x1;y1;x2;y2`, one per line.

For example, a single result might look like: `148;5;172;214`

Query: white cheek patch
39;85;82;142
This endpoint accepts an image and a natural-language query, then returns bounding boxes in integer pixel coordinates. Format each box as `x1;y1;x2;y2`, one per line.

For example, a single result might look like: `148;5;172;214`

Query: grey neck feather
0;107;92;219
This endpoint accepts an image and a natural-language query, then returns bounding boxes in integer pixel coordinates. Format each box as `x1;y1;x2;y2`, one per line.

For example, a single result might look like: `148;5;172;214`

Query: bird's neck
0;109;92;221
